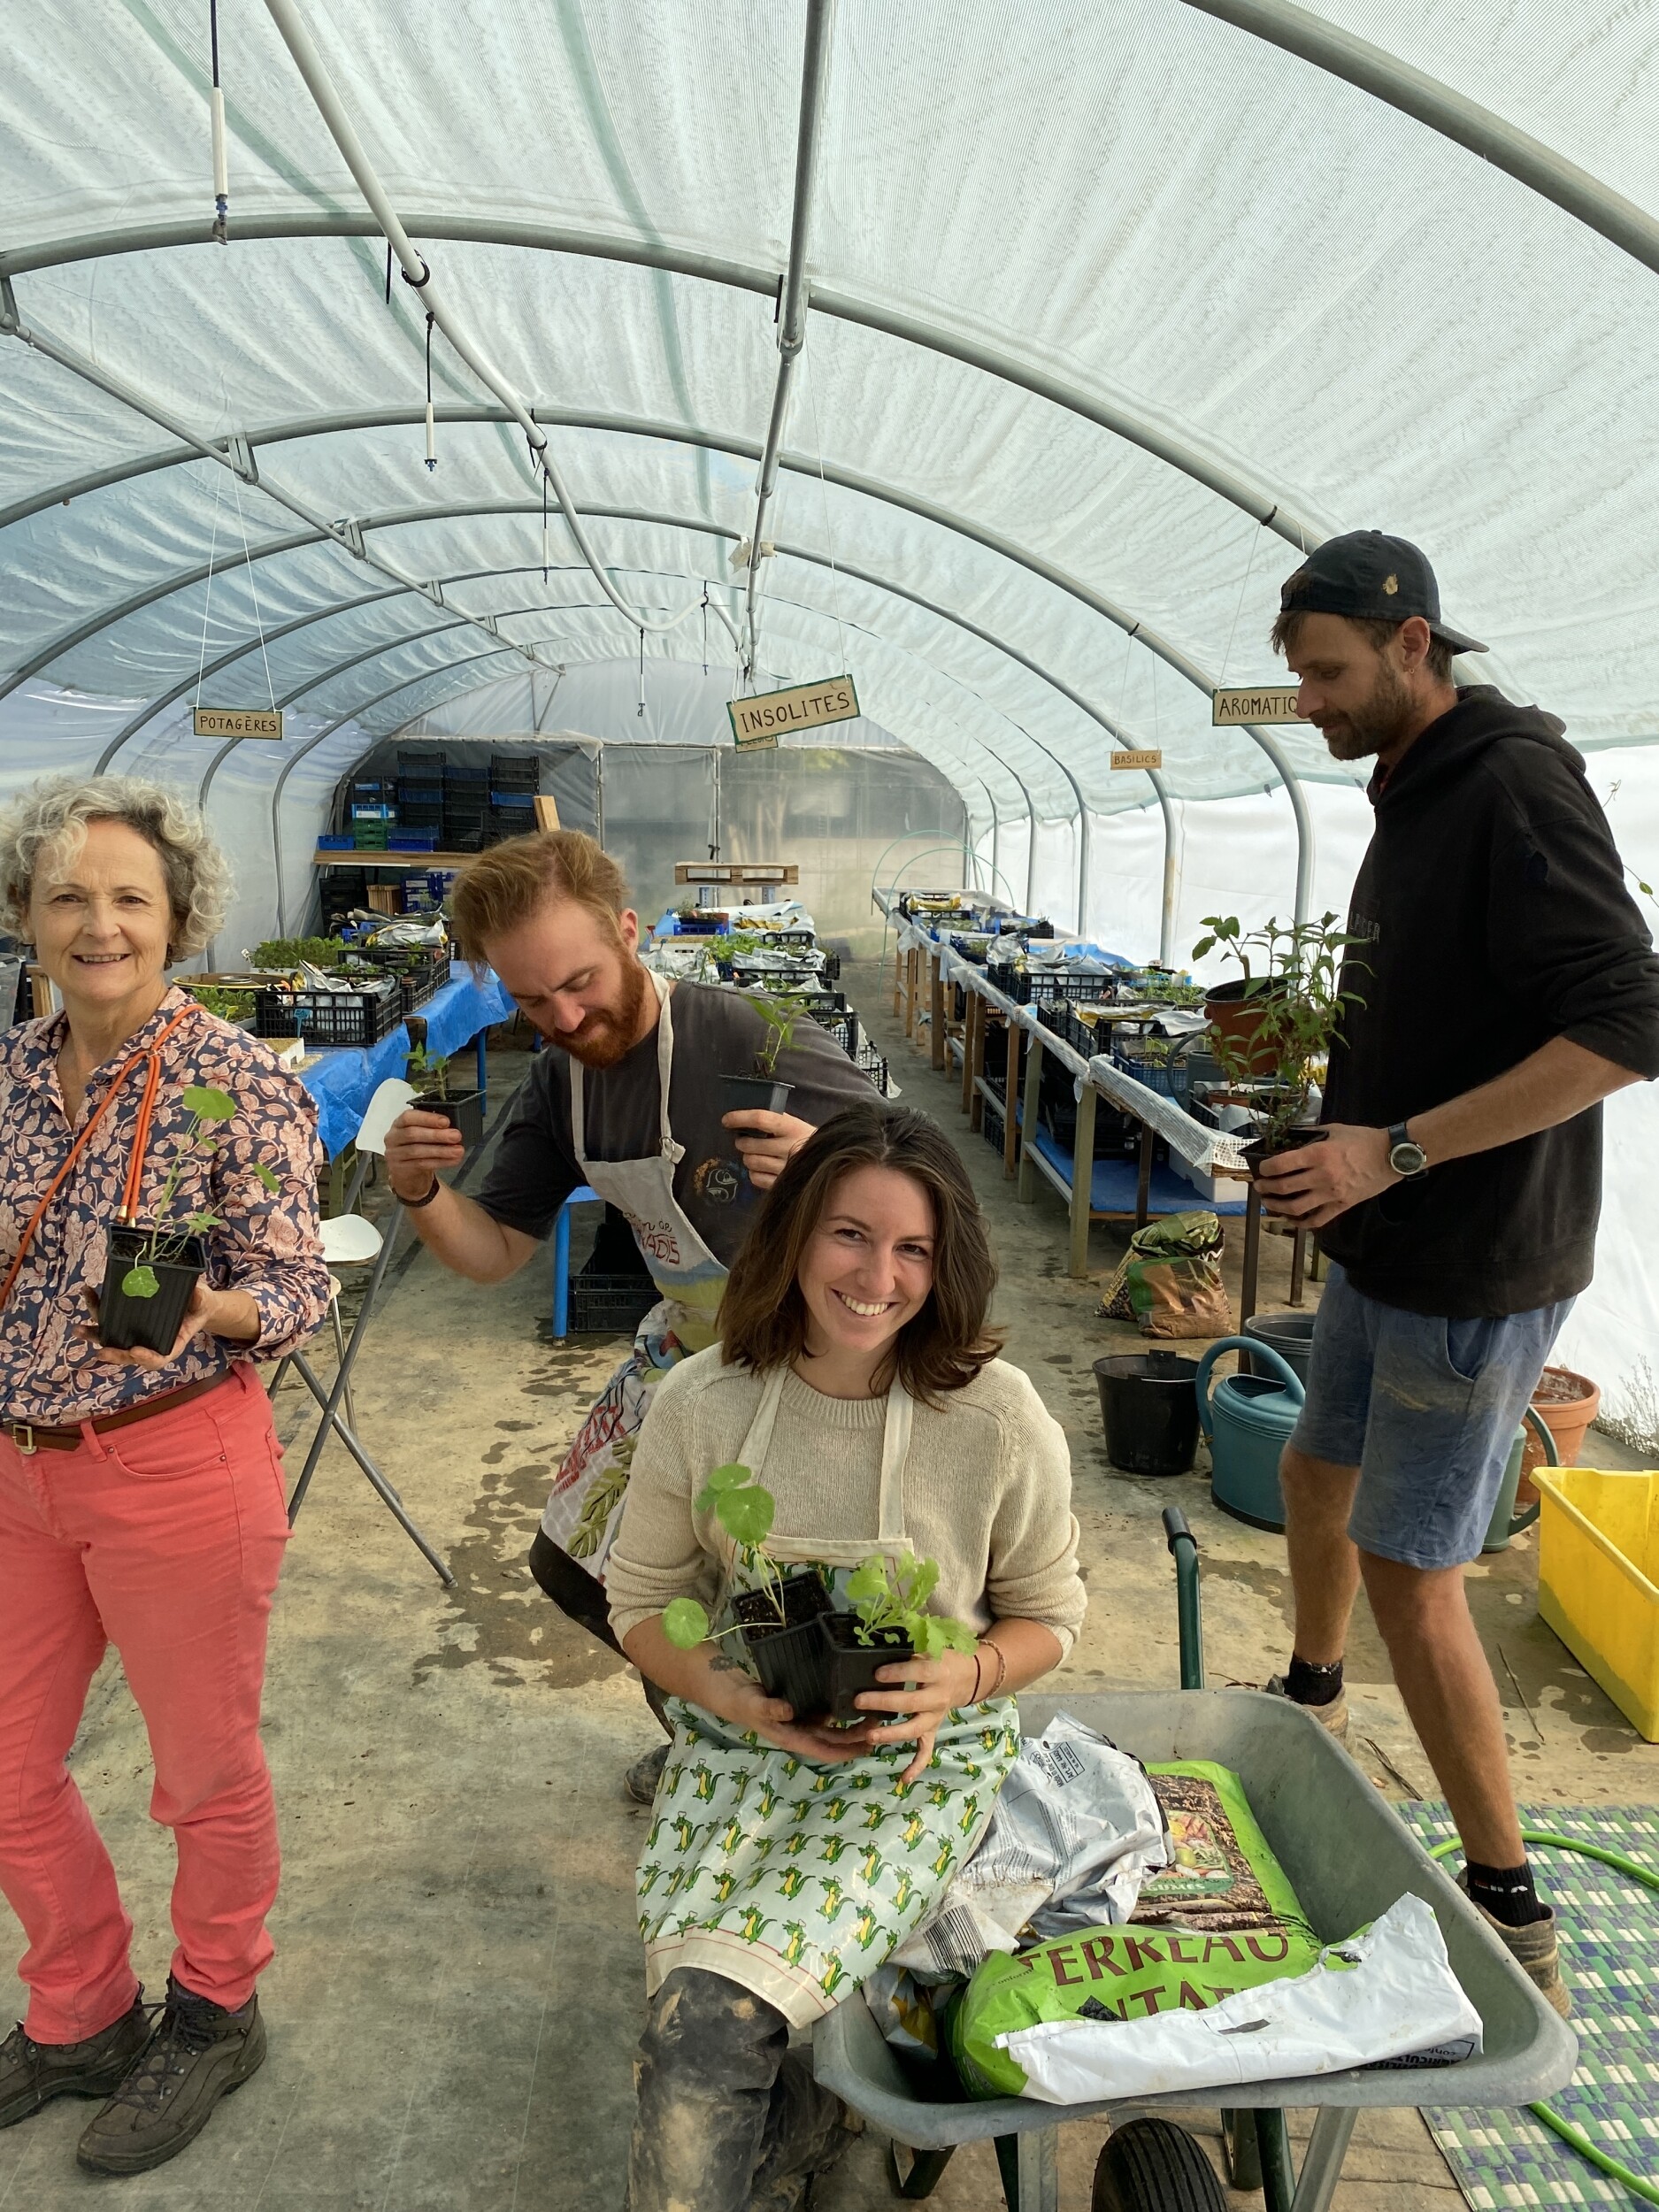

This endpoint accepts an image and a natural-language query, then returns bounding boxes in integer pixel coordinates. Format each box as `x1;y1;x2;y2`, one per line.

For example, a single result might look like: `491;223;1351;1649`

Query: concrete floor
3;959;1650;2210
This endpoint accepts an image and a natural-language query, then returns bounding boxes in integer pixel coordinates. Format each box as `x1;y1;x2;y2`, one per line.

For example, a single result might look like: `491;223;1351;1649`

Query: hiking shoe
1263;1673;1349;1742
76;1977;265;2175
1457;1874;1571;2019
0;1999;151;2130
625;1743;670;1805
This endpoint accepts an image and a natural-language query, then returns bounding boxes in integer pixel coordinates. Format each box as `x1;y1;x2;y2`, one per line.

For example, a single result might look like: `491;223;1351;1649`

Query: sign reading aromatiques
193;706;284;740
1210;686;1303;727
727;674;859;750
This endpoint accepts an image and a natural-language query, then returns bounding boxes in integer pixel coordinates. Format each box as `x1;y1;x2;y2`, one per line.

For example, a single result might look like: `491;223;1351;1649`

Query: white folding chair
277;1079;455;1586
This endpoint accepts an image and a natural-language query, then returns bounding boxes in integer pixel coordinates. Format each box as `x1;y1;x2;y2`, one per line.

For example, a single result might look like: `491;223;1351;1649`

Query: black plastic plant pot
414;1088;486;1148
1240;1125;1327;1182
822;1613;915;1724
735;1572;833;1719
720;1074;795;1118
98;1226;207;1355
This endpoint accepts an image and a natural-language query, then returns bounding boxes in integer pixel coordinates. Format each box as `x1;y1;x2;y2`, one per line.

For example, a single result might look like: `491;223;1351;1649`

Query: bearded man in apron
383;831;874;1796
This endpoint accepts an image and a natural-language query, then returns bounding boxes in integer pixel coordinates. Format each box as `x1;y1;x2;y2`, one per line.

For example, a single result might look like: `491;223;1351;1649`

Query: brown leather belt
5;1374;227;1455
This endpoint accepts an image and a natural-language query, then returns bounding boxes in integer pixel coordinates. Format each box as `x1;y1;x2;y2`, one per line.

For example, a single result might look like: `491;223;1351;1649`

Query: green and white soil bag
987;1894;1480;2104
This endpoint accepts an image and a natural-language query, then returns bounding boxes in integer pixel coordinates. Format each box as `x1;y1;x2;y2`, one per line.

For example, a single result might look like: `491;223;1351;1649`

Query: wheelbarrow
812;1507;1577;2212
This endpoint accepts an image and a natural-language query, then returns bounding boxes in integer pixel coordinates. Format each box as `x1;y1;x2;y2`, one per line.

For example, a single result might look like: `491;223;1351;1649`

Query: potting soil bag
1100;1213;1231;1340
949;1761;1317;2097
987;1895;1482;2105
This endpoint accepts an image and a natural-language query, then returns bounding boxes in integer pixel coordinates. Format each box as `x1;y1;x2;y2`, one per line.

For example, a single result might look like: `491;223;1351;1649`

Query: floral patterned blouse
0;986;333;1425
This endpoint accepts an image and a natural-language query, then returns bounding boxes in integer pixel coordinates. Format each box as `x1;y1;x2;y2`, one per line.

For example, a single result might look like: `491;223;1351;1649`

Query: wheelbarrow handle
1161;1509;1205;1691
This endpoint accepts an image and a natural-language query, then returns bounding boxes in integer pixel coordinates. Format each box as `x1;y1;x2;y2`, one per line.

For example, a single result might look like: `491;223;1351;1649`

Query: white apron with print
638;1366;1020;2028
541;973;730;1574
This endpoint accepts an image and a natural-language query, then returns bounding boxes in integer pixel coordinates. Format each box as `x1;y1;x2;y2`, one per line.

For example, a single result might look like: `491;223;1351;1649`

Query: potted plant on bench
407;1042;486;1148
719;992;803;1119
99;1084;280;1355
1193;912;1366;1176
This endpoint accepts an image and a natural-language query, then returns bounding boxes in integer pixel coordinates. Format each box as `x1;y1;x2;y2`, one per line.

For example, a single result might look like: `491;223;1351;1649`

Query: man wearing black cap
1256;531;1659;2016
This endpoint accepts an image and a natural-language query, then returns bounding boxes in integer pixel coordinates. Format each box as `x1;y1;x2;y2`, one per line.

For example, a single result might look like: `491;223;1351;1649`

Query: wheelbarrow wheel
1093;2119;1226;2212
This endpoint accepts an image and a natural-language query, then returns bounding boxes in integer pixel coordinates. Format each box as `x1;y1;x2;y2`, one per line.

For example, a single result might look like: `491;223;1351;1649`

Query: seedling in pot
407;1042;486;1148
1193;912;1368;1163
100;1084;280;1353
720;991;802;1118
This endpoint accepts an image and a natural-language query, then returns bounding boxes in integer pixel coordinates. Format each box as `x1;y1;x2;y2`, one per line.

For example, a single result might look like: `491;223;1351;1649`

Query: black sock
1284;1655;1344;1707
1464;1859;1546;1928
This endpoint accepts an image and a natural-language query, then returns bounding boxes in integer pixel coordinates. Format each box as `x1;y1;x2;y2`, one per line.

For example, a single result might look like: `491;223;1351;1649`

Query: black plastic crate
987;964;1116;1007
398;747;447;765
253;979;402;1048
982;1099;1005;1153
856;1042;892;1097
569;1274;661;1336
488;755;540;790
820;950;841;980
812;1010;861;1058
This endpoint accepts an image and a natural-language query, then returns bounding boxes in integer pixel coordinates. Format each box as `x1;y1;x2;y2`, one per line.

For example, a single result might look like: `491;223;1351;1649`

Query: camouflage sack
1100;1210;1231;1340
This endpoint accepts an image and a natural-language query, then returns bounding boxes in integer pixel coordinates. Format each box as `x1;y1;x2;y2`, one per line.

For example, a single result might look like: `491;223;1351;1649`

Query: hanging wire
423;313;436;472
384;241;393;305
1217;518;1264;688
208;0;229;243
541;468;549;583
228;470;278;712
702;589;709;676
636;626;646;718
191;468;226;711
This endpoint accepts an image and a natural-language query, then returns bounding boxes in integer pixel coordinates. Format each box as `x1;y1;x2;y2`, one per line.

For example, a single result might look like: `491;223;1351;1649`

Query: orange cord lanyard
0;1003;200;1312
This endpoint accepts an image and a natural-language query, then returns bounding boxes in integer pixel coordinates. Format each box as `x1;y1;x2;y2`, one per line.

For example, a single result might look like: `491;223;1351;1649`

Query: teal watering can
1195;1336;1304;1532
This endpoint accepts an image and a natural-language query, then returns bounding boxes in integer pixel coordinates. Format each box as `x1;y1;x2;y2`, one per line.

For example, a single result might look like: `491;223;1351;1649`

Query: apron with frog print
638;1366;1020;2028
541;972;731;1575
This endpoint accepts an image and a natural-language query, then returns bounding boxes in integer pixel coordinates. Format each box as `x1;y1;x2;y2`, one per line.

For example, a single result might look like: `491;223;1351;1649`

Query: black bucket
1093;1352;1202;1477
1242;1311;1317;1386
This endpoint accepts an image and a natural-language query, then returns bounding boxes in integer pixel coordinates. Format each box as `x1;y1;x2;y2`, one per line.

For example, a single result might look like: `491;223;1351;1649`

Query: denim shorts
1287;1264;1572;1570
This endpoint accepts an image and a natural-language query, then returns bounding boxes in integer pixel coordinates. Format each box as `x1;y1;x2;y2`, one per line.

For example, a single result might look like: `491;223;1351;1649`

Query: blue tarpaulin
296;962;514;1159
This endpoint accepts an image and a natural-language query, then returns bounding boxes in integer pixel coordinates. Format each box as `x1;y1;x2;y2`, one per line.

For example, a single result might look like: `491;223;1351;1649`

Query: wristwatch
1386;1121;1428;1179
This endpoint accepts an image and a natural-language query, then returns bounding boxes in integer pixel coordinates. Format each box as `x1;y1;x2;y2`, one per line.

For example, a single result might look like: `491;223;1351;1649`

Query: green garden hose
1429;1829;1659;2205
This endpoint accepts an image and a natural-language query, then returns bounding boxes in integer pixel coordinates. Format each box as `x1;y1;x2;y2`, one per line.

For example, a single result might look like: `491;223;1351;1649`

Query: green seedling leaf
182;1210;221;1233
846;1558;893;1610
1190;934;1216;964
694;1462;756;1513
182;1085;237;1121
121;1265;160;1300
662;1597;712;1649
717;1486;775;1548
251;1162;281;1194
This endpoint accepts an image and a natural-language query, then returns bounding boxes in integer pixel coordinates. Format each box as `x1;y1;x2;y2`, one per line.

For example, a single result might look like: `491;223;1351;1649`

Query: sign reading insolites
727;674;860;749
1210;686;1304;727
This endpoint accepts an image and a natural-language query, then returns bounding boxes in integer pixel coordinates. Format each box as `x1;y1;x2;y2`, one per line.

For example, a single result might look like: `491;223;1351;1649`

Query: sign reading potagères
727;674;859;751
1111;749;1164;771
193;706;284;740
1210;686;1304;726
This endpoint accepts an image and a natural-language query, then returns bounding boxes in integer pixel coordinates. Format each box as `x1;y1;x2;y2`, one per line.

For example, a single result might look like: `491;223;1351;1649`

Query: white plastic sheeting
3;0;1659;1418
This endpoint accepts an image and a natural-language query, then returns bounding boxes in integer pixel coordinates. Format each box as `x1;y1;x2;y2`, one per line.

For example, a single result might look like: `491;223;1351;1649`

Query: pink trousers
0;1363;289;2042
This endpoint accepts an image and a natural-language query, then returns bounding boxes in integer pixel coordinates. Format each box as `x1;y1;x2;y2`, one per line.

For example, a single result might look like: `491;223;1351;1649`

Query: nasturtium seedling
121;1264;160;1300
663;1597;713;1650
181;1085;237;1121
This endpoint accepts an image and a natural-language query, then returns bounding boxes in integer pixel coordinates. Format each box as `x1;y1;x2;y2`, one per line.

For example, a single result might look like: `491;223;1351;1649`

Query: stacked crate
488;752;540;845
442;762;489;852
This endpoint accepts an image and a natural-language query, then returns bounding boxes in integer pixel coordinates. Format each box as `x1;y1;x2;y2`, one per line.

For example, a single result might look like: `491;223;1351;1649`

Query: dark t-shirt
473;979;876;1263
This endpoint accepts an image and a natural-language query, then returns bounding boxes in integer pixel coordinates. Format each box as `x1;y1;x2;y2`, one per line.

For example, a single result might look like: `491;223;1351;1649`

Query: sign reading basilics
1210;686;1304;726
727;674;859;751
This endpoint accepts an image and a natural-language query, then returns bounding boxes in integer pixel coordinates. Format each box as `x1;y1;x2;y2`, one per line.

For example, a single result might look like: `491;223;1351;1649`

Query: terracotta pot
1204;978;1286;1077
1518;1365;1600;1497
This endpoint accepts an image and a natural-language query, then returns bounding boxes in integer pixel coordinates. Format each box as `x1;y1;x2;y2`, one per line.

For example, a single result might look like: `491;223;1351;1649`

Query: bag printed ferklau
949;1761;1319;2098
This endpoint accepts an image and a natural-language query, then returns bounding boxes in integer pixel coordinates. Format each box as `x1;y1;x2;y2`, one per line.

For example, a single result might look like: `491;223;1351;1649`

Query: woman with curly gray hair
0;774;330;2177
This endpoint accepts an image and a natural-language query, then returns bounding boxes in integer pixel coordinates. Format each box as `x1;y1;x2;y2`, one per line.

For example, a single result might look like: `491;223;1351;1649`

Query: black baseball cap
1278;531;1486;654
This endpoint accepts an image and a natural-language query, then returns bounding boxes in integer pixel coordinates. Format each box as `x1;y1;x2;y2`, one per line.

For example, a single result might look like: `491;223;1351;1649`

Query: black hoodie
1318;687;1659;1318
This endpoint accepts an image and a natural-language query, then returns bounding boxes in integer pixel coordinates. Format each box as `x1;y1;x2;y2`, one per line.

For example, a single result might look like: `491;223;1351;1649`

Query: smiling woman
0;772;331;2177
606;1102;1085;2212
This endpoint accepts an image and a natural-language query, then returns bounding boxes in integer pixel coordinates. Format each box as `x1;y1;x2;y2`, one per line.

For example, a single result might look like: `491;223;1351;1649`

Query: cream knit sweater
605;1348;1086;1653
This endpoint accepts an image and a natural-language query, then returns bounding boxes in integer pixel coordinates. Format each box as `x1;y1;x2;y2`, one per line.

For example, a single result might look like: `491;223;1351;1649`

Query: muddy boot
0;1999;152;2131
1263;1673;1349;1742
76;1976;266;2175
1456;1873;1571;2019
625;1743;670;1805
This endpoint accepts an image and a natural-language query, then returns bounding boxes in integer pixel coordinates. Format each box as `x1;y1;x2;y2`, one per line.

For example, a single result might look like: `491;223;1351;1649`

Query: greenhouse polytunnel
2;3;1658;2205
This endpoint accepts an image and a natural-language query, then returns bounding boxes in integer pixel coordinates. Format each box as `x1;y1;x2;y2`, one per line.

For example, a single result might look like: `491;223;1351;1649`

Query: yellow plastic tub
1534;1468;1659;1741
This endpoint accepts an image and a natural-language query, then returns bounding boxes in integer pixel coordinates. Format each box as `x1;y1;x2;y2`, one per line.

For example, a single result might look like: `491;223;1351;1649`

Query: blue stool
551;1185;601;1340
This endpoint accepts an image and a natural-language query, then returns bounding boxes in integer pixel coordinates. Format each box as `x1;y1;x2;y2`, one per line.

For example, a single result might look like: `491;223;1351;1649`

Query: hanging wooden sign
1210;686;1303;726
193;706;284;740
727;673;859;748
1111;749;1164;770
